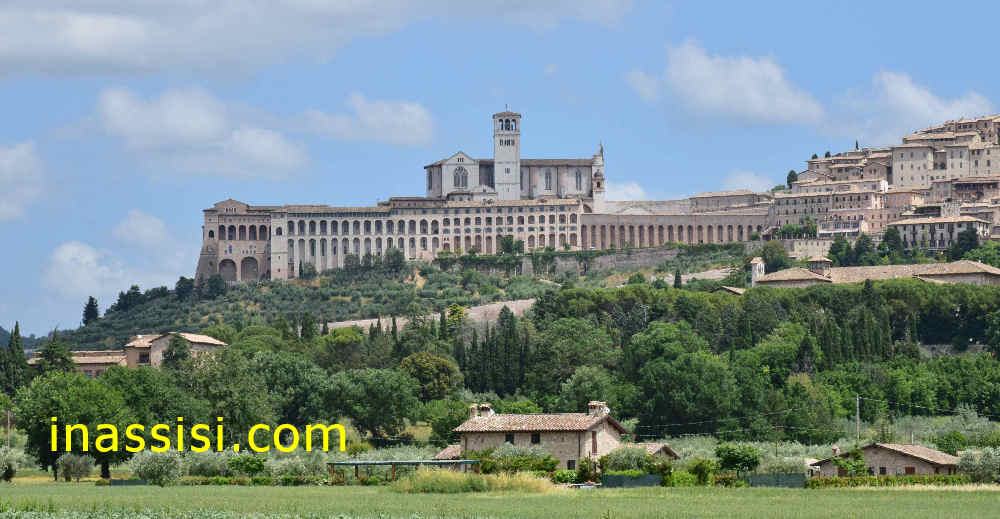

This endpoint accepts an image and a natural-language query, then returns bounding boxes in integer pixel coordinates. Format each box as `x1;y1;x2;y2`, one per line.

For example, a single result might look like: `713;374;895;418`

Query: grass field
2;483;1000;518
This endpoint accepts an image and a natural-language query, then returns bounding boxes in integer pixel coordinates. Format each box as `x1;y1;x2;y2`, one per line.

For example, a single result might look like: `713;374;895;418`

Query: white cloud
833;71;995;146
98;87;306;177
113;209;172;252
0;141;43;221
631;39;823;124
43;241;130;302
305;92;435;147
0;2;631;76
625;69;660;103
605;180;648;201
544;63;559;76
721;170;775;193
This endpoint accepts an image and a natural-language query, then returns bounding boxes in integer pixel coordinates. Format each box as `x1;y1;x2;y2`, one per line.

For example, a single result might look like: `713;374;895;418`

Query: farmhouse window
591;431;597;454
505;433;514;444
567;460;576;470
904;467;916;475
139;353;150;364
531;433;540;444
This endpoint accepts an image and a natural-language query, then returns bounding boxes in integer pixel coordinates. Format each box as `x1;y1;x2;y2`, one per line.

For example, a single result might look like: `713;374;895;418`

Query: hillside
55;244;749;350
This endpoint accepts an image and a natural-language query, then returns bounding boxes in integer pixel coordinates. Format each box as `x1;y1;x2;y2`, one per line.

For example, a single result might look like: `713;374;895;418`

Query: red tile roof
453;413;626;434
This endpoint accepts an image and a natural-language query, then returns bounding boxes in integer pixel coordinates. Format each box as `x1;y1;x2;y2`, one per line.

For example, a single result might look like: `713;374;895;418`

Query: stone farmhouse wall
459;421;622;470
817;447;950;477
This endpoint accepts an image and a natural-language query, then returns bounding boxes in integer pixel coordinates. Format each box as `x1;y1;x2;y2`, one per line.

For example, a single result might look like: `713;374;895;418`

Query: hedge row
805;474;971;488
180;475;328;486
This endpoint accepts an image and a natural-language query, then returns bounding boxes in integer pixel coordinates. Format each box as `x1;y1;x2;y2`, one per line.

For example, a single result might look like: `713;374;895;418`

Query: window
591;431;597;454
904;467;916;475
139;353;150;364
531;432;540;444
544;169;552;190
505;433;514;444
575;169;582;190
879;467;887;475
567;460;576;470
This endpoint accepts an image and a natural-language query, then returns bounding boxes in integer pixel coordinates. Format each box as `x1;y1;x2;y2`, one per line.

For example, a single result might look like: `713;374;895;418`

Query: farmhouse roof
125;332;227;348
756;268;833;283
433;444;462;460
714;286;746;295
454;413;627;434
636;442;680;459
810;443;959;468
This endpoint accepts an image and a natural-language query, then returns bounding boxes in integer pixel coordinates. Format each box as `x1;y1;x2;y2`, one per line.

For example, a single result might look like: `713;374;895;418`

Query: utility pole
855;395;861;443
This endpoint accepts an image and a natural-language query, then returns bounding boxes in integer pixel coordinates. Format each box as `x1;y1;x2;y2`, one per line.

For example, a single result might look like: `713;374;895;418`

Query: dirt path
327;298;536;330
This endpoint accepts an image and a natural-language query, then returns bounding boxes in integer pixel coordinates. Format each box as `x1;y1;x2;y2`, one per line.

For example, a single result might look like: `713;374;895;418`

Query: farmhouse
27;350;127;378
123;332;227;367
442;401;674;470
810;443;959;477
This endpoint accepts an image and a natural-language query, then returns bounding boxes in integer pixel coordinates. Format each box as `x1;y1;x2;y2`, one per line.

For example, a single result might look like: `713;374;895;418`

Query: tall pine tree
36;331;74;374
82;296;99;326
2;322;28;395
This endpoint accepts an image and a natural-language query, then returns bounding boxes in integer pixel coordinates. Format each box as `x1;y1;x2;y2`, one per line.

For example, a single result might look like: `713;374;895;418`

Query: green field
2;484;1000;518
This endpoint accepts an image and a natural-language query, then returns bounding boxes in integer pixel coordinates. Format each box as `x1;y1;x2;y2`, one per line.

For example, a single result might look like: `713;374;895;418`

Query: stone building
195;112;771;283
887;215;990;251
123;332;227;367
810;443;958;477
448;401;630;470
27;350;128;378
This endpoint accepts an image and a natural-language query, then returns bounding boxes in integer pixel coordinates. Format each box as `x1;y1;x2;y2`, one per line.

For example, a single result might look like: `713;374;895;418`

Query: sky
2;1;999;335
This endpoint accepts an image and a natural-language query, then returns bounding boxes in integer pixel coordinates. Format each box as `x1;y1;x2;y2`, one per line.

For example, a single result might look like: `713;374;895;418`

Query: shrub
576;457;599;484
93;478;109;486
605;469;646;478
551;469;577;484
0;446;20;482
266;456;310;477
805;474;971;488
464;445;559;474
688;458;716;486
185;451;232;477
715;442;761;476
934;430;969;456
57;454;94;482
599;446;647;472
130;451;183;487
670;470;697;487
392;468;553;494
958;448;1000;483
227;454;267;477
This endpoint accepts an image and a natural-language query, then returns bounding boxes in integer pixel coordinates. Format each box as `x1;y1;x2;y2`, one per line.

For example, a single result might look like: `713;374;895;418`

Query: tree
828;236;852;266
673;269;682;289
949;226;980;261
1;322;28;395
786;170;798;189
174;276;195;300
795;334;821;374
35;333;74;375
824;151;831;158
627;273;645;285
399;351;462;401
557;366;628;414
715;442;761;476
203;274;227;299
853;234;876;265
314;327;365;372
251;351;332;426
881;227;904;257
760;241;792;273
637;350;735;434
161;334;190;370
831;448;866;476
82;297;99;326
385;248;406;272
15;372;135;479
811;153;819;159
525;317;618;395
328;368;419;438
424;399;469;447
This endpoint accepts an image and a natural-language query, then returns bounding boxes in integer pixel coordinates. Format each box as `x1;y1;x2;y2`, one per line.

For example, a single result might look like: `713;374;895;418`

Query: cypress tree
36;331;74;374
391;316;399;345
82;296;99;326
439;311;448;340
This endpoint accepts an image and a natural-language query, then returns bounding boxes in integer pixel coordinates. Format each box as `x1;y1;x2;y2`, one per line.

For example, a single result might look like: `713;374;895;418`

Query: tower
493;111;521;201
592;143;606;213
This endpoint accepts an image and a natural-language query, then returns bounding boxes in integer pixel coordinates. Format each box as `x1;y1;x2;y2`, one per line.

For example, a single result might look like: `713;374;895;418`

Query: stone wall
524;247;682;276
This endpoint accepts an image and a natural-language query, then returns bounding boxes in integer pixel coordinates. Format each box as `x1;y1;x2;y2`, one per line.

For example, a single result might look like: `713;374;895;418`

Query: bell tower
493;110;521;201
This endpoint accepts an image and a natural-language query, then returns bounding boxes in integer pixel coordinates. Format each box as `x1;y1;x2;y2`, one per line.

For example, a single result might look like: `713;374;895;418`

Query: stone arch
420;237;427;250
353;221;361;235
298;220;306;235
249;225;257;241
485;236;493;254
409;220;417;234
570;233;577;246
228;225;236;240
364;237;372;254
397;237;404;249
387;220;395;234
431;220;439;234
364;221;371;234
352;238;361;255
432;237;439;251
398;220;406;234
217;225;225;240
319;221;327;235
342;221;350;234
241;257;259;281
309;221;316;235
208;230;215;239
538;234;546;247
420;220;428;234
219;259;237;282
287;220;294;235
528;235;535;248
238;225;246;240
409;238;416;253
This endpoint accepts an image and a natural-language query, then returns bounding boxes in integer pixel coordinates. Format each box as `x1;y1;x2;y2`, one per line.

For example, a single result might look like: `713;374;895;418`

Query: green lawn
2;484;999;518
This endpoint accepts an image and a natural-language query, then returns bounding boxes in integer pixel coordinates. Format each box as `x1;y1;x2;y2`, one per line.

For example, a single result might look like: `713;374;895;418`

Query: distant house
123;332;227;367
754;258;1000;288
810;443;959;477
713;286;745;296
443;401;674;470
28;350;126;378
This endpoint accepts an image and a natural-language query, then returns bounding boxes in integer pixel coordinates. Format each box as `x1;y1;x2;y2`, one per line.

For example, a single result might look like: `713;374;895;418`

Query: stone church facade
195;111;770;283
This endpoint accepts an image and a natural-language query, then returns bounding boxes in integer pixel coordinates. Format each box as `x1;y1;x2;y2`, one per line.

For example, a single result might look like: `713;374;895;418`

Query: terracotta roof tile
811;443;958;467
756;268;833;283
637;442;679;459
433;444;462;460
454;413;626;434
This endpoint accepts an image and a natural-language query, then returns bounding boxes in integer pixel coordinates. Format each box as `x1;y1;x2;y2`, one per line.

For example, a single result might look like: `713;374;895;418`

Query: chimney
587;401;609;418
478;403;494;417
832;445;840;456
469;404;479;419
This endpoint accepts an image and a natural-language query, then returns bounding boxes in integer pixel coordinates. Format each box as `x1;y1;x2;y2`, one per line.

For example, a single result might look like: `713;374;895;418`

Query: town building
887;216;990;251
810;443;958;477
26;350;128;378
30;332;228;376
442;401;674;470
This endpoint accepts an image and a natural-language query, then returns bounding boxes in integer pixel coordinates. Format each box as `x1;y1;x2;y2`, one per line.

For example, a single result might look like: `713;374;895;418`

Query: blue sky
2;1;999;335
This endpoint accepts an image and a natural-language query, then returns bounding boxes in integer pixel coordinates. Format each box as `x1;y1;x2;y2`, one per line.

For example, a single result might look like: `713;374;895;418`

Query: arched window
570;214;577;224
228;225;236;240
575;169;582;190
276;227;282;236
453;166;468;188
260;225;267;238
342;221;349;234
287;221;294;235
208;230;215;239
239;225;246;241
218;225;225;240
353;221;360;234
249;226;257;241
309;221;316;235
511;119;516;131
298;220;305;235
319;221;326;235
545;169;552;190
